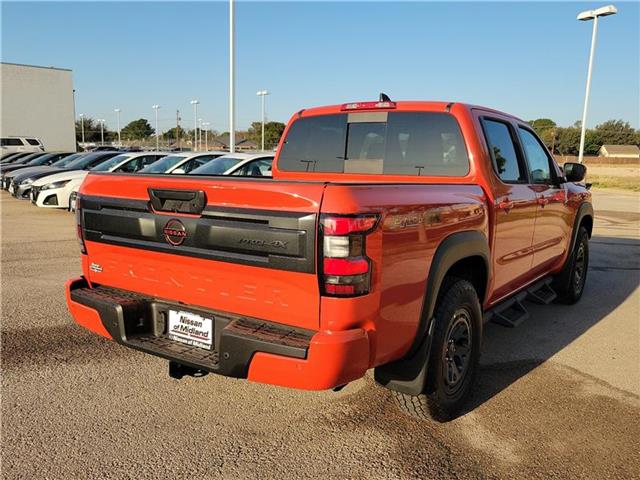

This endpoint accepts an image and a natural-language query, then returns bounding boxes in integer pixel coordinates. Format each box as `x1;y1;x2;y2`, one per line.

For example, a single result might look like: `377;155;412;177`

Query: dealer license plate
167;310;213;349
8;184;15;194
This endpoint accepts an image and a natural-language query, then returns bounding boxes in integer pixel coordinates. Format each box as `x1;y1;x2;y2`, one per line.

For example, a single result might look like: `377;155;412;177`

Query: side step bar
484;278;557;328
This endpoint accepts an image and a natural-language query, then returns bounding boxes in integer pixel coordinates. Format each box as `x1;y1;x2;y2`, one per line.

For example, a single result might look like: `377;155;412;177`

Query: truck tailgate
78;173;325;330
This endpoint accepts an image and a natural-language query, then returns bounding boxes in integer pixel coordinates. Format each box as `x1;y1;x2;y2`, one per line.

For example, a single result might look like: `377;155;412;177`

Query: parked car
5;153;85;192
189;153;274;176
66;99;593;421
1;152;49;184
0;151;30;163
138;151;228;175
0;136;44;154
11;152;119;200
47;152;170;210
0;152;74;176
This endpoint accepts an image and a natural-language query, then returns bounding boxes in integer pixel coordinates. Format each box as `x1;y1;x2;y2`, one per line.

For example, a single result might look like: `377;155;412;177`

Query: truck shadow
463;233;640;415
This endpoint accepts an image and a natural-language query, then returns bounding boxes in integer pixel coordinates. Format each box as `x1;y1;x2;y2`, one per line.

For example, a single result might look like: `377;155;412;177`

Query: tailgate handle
148;188;207;214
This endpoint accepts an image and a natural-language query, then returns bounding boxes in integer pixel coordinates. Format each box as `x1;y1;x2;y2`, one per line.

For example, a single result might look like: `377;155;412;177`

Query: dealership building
1;62;76;151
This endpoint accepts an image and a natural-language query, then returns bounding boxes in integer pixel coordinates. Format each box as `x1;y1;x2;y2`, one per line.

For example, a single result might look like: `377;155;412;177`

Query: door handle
498;200;514;212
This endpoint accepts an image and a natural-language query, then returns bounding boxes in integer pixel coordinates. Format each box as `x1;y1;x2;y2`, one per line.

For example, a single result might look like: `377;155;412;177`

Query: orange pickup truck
66;97;593;419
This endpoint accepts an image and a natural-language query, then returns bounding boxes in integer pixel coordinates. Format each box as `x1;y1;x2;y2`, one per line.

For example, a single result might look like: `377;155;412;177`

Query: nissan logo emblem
163;219;187;246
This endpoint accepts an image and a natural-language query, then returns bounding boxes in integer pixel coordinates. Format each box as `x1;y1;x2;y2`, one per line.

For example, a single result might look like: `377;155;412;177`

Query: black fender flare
374;230;490;396
570;202;594;248
556;201;593;276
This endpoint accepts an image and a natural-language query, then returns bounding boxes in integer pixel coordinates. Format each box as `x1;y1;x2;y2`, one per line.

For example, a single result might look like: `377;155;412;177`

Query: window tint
139;155;186;173
278;112;469;176
232;158;273;176
115;158;139;173
482;120;524;183
518;128;553;184
278;114;347;172
91;154;132;172
26;138;41;146
181;155;217;173
190;156;242;174
1;138;24;146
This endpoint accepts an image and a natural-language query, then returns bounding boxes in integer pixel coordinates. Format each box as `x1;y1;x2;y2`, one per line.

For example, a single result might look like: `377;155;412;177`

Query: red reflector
324;257;369;275
341;101;397;111
322;215;378;235
324;283;356;295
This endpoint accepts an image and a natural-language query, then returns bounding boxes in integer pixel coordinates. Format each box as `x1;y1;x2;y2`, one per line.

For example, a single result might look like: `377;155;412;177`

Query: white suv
1;137;45;153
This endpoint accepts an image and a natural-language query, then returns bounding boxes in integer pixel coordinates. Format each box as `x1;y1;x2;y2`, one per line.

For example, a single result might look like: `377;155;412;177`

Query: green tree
555;127;581;156
121;118;154;140
594;120;636;145
162;126;187;141
247;121;286;149
75;117;113;143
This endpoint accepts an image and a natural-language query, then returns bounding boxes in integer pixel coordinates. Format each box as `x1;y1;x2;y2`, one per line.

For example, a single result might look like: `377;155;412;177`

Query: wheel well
580;215;593;238
443;256;487;302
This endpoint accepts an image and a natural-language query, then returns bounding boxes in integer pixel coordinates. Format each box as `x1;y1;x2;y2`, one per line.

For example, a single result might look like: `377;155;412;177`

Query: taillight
320;214;379;297
340;101;397;111
76;195;86;254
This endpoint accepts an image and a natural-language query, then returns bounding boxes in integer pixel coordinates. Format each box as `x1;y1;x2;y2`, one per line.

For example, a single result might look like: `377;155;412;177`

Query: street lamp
97;119;105;145
198;118;203;151
229;0;236;153
114;108;121;147
79;113;85;145
576;4;617;163
152;105;161;151
190;99;199;151
256;90;269;151
202;121;210;151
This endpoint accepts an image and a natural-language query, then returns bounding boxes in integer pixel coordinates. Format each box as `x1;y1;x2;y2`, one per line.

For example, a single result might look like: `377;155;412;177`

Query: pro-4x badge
89;263;103;273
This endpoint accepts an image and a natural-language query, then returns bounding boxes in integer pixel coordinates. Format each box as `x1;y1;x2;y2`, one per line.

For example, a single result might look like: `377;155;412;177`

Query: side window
1;138;24;146
482;119;526;183
183;155;215;173
26;138;41;146
232;158;273;176
518;128;553;184
116;159;140;173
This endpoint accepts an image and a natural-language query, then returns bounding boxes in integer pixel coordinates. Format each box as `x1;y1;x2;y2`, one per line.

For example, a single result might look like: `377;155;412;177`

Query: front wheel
392;278;482;421
553;226;589;304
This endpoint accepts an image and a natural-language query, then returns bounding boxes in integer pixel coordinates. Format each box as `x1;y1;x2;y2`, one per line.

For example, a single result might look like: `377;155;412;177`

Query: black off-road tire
392;278;482;421
553;226;589;304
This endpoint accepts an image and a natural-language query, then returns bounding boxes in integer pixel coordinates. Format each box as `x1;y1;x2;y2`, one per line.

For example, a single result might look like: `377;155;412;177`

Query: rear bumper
65;277;369;390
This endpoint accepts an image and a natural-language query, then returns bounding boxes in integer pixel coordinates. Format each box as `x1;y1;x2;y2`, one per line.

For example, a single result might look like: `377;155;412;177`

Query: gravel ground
1;189;638;480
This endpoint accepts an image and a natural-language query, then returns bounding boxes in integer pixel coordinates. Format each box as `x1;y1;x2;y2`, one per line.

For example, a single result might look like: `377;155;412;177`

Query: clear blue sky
2;1;638;133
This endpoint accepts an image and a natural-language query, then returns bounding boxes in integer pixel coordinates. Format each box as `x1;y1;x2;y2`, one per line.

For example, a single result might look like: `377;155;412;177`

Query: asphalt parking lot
1;189;638;480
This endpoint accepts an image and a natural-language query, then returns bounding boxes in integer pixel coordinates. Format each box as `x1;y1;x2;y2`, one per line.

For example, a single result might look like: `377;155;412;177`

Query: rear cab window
278;111;469;176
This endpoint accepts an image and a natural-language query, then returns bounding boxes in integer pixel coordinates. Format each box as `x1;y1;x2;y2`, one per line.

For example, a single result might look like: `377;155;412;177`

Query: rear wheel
553;226;589;304
392;278;482;421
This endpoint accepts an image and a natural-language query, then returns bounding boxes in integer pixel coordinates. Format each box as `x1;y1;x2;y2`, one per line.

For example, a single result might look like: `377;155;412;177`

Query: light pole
152;105;160;151
256;90;269;151
190;99;199;151
79;113;85;145
114;108;121;146
97;119;105;145
576;4;617;163
198;118;203;151
202;121;210;151
229;0;236;153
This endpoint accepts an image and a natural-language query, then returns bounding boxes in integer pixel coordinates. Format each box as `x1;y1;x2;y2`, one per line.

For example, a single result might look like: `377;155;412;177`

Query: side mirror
172;167;186;174
563;162;587;183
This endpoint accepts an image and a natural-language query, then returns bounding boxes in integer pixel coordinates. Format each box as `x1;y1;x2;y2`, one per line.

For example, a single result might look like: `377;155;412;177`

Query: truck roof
296;100;525;123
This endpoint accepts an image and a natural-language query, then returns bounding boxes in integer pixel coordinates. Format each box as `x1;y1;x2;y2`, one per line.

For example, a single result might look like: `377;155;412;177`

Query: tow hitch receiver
169;361;209;380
